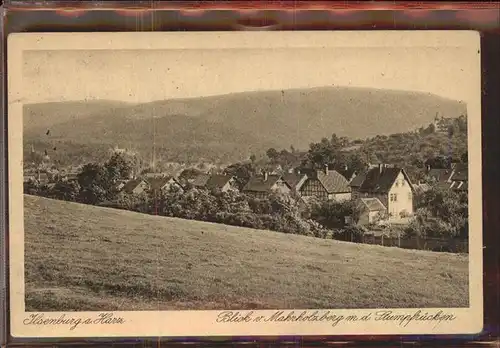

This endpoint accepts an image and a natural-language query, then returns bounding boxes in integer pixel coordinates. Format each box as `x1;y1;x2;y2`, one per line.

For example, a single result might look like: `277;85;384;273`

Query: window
390;193;398;202
408;192;412;200
402;180;406;186
395;181;399;187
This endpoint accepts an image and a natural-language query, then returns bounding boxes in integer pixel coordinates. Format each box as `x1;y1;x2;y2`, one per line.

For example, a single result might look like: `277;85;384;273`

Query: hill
25;195;468;311
23;87;467;164
23;100;133;131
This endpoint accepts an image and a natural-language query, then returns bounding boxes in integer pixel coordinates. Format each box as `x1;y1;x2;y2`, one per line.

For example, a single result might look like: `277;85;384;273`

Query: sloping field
24;195;469;311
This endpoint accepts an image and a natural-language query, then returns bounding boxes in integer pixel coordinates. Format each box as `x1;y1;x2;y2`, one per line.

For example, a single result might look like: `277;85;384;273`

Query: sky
22;46;479;104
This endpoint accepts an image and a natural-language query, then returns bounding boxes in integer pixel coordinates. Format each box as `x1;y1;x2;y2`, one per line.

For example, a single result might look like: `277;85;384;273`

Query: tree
50;179;80;202
460;151;468;163
178;168;204;181
223;162;256;190
310;199;362;229
77;163;114;205
409;185;468;239
266;148;279;162
425;155;452;169
345;152;368;173
105;151;138;181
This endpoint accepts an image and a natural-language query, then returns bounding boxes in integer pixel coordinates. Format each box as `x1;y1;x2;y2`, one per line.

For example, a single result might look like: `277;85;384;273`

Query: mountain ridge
24;86;467;163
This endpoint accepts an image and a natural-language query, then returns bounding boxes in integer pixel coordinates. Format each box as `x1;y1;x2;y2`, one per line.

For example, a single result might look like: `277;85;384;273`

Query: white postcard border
8;31;483;338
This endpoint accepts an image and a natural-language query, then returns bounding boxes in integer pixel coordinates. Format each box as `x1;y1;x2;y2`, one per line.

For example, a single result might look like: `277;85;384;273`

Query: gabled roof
358;166;411;193
358;197;386;212
206;175;234;190
428;168;454;183
450;180;468;191
147;176;178;191
282;173;308;190
315;170;352;194
191;173;210;187
450;163;468;182
243;175;290;193
349;171;366;188
414;183;431;193
122;178;147;193
456;181;468;192
328;164;357;182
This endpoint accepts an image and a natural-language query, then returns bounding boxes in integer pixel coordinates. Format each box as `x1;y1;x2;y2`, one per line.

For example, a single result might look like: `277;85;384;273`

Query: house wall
221;181;239;192
132;183;147;195
271;179;291;195
300;179;328;199
246;191;268;199
369;210;383;223
358;209;385;225
328;192;352;201
161;180;184;193
387;171;413;219
351;190;362;200
358;209;370;225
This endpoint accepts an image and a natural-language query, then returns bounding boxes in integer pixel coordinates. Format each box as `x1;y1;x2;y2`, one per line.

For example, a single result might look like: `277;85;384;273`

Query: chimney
264;172;268;181
324;163;329;175
343;164;348;171
379;163;383;173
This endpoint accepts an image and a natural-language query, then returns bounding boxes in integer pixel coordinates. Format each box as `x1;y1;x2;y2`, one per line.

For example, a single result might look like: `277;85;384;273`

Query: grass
24;195;469;311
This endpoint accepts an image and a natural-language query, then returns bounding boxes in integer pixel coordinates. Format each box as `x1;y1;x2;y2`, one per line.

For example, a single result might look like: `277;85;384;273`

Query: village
23;136;469;253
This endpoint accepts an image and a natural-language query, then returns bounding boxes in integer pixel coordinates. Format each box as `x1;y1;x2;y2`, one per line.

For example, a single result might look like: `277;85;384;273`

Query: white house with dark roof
353;164;414;221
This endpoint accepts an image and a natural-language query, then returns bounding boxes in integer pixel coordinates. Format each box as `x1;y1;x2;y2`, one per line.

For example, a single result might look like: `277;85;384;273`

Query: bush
309;199;361;229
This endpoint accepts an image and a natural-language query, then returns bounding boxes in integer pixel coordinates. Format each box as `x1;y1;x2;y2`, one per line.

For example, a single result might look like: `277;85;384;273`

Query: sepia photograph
8;31;483;337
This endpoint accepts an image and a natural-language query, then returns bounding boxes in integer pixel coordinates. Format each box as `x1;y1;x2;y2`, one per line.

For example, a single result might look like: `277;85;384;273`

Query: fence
361;234;468;253
330;230;468;253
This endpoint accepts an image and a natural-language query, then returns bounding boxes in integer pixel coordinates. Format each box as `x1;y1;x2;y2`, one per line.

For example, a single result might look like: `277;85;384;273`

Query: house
116;180;128;191
349;171;367;196
450;180;468;192
147;176;184;194
354;164;414;221
356;197;388;225
242;173;292;199
449;163;468;183
329;163;358;182
282;172;308;192
121;178;149;195
63;172;79;182
448;164;468;193
23;175;36;183
260;164;283;175
413;182;431;194
205;174;239;192
37;172;50;185
298;165;352;201
190;173;211;188
426;167;454;187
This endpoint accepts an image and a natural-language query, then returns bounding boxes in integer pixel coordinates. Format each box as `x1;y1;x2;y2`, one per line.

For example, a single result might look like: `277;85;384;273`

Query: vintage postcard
8;31;483;338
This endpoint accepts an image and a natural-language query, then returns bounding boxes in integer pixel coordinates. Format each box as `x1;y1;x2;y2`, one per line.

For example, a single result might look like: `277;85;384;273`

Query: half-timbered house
298;165;351;201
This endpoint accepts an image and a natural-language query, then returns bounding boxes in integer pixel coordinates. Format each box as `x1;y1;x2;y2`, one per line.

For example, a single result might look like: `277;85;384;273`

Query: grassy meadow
24;195;469;311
